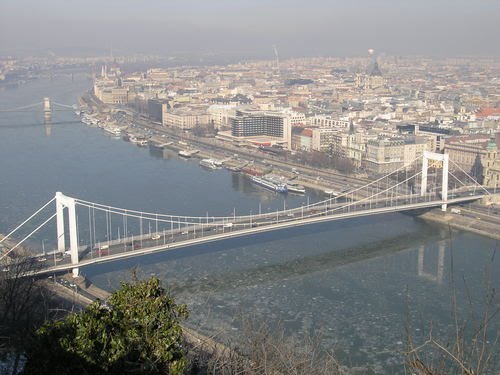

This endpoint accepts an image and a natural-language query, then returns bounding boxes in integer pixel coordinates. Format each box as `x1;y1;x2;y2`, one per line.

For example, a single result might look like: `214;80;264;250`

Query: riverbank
79;92;367;190
44;273;235;362
419;208;500;241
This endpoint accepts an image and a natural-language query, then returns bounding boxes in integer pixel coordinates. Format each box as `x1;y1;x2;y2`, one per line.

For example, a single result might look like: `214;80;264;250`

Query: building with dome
356;55;387;92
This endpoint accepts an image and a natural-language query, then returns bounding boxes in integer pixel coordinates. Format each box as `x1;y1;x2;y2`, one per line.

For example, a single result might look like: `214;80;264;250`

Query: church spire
487;130;497;151
349;120;355;135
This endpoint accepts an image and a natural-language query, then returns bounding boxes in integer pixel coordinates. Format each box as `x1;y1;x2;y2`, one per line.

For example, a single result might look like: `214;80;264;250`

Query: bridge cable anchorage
0;197;56;244
0;102;44;112
0;213;57;261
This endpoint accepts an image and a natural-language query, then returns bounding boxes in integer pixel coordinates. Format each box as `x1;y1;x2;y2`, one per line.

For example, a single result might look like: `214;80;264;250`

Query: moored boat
250;175;287;193
103;126;123;137
287;181;306;194
178;149;199;158
225;165;241;172
324;189;339;197
199;158;220;169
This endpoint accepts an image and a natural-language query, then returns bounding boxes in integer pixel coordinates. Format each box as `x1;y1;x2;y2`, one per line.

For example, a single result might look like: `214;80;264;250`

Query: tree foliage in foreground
22;277;189;375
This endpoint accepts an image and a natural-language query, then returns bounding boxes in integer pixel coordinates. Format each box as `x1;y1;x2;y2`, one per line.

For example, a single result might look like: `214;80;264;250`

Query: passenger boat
103;126;123;137
178;149;199;158
250;176;287;193
324;189;339;197
199;159;220;169
225;165;241;172
286;181;306;194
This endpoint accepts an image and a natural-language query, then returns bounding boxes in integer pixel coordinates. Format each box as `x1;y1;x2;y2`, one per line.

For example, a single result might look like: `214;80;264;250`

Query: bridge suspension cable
0;102;43;112
3;151;490;277
0;197;56;244
52;102;75;109
73;155;424;223
73;162;425;229
449;159;491;195
0;213;57;262
66;164;430;261
324;169;425;217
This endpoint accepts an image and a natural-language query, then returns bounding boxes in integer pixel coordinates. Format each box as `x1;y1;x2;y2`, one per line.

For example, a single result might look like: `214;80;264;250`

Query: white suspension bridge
0;97;76;114
0;152;493;278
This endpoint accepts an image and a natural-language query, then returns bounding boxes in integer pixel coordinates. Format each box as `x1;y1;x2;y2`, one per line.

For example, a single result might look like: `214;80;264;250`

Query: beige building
162;106;210;129
311;128;339;152
331;132;350;157
308;115;350;128
483;137;499;188
291;128;313;151
444;134;500;182
207;105;237;129
364;137;428;174
347;132;372;168
94;85;133;105
147;68;170;82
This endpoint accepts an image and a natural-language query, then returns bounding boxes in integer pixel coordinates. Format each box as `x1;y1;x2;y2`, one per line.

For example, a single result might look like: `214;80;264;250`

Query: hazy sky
1;0;499;57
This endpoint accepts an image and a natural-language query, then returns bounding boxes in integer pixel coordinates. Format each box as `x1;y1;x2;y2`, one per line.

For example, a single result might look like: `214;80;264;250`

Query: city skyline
1;0;499;58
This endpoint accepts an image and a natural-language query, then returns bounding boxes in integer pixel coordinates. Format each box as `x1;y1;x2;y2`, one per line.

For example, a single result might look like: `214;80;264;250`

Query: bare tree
185;317;343;375
0;256;51;375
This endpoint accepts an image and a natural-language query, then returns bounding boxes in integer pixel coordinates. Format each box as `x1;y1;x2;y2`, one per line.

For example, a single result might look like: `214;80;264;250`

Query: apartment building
229;109;292;149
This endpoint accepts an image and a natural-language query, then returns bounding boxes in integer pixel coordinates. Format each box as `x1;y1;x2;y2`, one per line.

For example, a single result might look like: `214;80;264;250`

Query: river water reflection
0;75;497;374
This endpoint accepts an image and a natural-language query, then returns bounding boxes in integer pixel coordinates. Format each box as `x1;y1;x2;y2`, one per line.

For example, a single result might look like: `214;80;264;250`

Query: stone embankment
44;273;234;360
419;205;500;241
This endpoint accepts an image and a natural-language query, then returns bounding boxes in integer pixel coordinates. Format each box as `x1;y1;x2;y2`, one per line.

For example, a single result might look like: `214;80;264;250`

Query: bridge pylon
43;97;51;114
55;192;79;277
421;151;449;211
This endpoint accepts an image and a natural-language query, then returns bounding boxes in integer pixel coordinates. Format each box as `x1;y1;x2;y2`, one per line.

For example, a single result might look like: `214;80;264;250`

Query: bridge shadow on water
0;120;81;129
83;212;442;284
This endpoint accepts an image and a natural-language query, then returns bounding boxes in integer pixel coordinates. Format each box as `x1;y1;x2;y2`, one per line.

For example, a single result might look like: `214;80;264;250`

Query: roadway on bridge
32;191;482;276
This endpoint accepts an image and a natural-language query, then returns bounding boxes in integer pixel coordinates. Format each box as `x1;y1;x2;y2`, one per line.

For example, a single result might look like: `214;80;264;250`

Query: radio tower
273;45;280;76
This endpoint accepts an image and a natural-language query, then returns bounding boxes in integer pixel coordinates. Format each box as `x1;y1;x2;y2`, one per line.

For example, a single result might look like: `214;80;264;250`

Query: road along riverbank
43;272;236;361
419;207;500;241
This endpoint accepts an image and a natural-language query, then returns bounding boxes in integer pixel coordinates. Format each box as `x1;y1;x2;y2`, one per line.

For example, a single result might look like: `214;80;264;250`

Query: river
0;74;497;374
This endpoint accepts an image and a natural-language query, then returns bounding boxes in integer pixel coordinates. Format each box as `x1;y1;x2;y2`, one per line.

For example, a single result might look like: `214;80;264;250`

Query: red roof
447;133;499;149
476;107;500;118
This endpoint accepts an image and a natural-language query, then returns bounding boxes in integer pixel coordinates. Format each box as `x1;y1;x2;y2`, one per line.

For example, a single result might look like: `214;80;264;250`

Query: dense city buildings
86;54;500;185
4;53;497;185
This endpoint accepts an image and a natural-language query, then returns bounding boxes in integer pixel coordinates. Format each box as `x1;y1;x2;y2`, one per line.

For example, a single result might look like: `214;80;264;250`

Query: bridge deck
32;195;482;276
